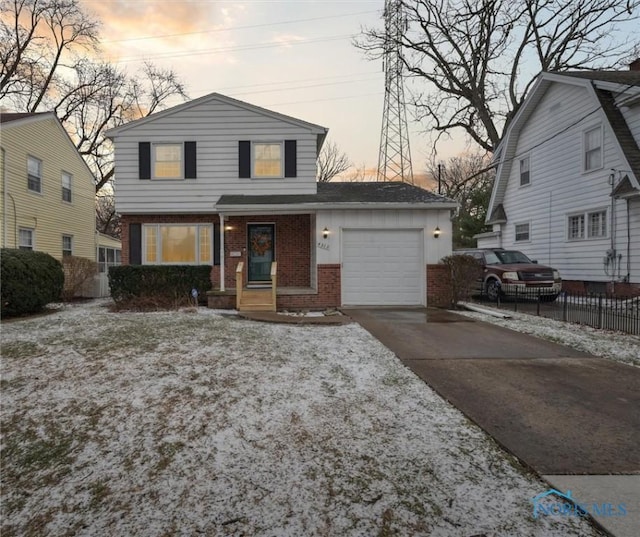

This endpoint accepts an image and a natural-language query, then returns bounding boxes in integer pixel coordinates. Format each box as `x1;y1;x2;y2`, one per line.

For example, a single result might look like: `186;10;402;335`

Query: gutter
214;201;459;213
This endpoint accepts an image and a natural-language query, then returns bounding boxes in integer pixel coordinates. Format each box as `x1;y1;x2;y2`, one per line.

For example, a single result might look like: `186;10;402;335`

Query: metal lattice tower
377;0;413;184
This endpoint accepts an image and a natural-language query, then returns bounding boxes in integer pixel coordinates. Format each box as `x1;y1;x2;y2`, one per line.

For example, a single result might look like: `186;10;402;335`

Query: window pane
588;211;606;238
584;128;602;170
146;226;158;262
199;226;212;263
515;223;529;242
19;228;33;250
254;143;282;177
62;173;72;202
62;235;72;256
161;226;196;263
568;215;584;239
115;250;121;264
154;145;182;178
107;248;115;264
28;156;41;192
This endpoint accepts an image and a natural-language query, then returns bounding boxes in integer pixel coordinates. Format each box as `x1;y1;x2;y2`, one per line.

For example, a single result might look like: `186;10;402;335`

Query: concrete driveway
346;308;640;474
347;308;640;535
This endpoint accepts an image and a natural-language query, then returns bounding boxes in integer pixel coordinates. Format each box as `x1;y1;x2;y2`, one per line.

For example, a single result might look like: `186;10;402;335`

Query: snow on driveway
1;301;604;536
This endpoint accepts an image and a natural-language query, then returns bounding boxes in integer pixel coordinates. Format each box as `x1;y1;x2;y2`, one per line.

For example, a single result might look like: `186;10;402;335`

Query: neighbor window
19;228;34;250
253;143;283;178
519;156;530;186
583;126;602;171
568;214;585;240
143;224;212;264
27;156;42;192
588;210;607;238
62;235;73;257
515;223;530;242
153;144;182;179
62;172;72;202
98;246;121;273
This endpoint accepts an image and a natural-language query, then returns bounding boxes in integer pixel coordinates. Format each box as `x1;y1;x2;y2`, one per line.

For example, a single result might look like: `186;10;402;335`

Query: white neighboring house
105;92;456;310
478;62;640;296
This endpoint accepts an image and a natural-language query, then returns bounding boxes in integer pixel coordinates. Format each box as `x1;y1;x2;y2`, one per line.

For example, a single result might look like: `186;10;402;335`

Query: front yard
1;301;604;536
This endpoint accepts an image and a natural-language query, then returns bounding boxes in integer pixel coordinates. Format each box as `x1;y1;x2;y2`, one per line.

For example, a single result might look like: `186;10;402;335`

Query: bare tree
357;0;639;153
317;140;352;182
96;190;120;239
427;152;495;248
1;0;188;193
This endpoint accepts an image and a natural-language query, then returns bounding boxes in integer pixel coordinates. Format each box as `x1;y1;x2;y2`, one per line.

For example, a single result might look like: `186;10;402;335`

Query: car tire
485;279;501;301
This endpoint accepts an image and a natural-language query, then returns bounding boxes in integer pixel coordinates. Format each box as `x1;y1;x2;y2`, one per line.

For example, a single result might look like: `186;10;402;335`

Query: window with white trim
153;144;182;179
514;223;530;242
27;156;42;192
583;126;602;171
568;214;585;240
588;210;607;238
62;172;72;202
253;142;283;178
62;235;73;257
519;156;530;186
19;228;34;250
143;224;212;264
98;246;121;273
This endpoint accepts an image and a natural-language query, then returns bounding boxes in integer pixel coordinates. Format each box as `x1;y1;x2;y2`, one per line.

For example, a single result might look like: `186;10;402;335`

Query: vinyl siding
112;99;320;214
497;83;640;283
315;208;452;265
1;116;96;261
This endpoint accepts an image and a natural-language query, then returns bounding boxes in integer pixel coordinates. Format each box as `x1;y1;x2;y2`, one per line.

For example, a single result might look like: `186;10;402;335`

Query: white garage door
342;229;425;306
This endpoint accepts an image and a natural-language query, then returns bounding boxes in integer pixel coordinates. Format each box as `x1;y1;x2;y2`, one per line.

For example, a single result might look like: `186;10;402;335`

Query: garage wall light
433;226;441;239
322;227;329;239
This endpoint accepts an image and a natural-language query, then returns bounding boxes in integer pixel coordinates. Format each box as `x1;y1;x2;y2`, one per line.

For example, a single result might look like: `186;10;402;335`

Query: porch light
433;226;441;239
322;227;329;239
225;225;233;231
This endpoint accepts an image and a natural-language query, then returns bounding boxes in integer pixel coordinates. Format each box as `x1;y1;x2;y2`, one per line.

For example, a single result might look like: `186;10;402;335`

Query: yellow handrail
235;262;244;310
270;261;277;310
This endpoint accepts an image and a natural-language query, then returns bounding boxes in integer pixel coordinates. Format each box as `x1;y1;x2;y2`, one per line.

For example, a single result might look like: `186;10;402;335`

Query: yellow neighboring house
1;112;121;296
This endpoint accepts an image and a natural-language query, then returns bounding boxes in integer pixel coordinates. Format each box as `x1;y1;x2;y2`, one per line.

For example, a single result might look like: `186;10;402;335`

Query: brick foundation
563;279;640;297
427;264;452;307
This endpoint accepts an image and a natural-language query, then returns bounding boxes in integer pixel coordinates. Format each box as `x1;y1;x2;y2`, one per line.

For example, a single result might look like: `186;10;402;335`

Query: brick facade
426;264;452;307
563;279;640;297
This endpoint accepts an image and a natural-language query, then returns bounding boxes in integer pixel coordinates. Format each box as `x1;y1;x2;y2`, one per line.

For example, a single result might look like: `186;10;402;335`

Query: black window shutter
129;223;142;265
239;141;251;178
284;140;297;177
184;141;197;179
139;142;151;179
213;222;220;266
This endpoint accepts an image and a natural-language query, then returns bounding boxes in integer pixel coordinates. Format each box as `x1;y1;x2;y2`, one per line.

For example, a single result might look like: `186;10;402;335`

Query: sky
81;0;464;180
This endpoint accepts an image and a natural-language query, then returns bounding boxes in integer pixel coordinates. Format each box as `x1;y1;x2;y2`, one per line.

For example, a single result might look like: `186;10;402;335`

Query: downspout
219;213;225;292
626;199;631;282
2;146;6;247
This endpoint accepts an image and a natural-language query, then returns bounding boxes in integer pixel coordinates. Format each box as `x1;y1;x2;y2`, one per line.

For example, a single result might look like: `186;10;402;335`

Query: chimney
630;58;640;71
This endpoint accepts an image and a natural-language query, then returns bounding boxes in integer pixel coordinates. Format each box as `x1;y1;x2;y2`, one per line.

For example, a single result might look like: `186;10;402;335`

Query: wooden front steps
236;261;277;312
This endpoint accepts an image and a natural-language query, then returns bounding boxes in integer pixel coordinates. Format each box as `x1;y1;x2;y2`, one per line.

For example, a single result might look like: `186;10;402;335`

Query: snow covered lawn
1;301;605;536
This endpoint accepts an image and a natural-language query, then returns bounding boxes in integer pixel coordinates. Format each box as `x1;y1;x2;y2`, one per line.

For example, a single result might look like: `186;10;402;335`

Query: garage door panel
342;229;424;306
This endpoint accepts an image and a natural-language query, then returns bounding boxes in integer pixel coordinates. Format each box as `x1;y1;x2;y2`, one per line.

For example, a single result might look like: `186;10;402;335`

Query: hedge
1;248;64;317
109;265;213;306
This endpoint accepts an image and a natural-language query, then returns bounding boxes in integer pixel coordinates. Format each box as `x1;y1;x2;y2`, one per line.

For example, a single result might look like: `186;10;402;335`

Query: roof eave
215;201;458;213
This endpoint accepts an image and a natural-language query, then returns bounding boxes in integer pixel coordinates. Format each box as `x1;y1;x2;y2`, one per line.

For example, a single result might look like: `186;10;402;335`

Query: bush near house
440;254;483;308
109;265;212;309
1;248;64;317
62;256;98;301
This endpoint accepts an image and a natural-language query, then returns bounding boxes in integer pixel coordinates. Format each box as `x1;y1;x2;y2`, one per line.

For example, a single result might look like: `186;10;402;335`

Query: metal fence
470;289;640;336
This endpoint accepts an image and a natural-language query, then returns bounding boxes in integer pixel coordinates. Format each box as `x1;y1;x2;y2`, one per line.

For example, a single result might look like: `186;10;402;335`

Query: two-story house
106;93;456;310
1;112;121;297
478;62;640;296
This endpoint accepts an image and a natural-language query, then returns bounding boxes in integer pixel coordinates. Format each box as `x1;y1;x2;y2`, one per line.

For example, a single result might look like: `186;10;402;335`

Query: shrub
109;265;212;309
440;254;483;307
1;248;64;317
62;256;98;301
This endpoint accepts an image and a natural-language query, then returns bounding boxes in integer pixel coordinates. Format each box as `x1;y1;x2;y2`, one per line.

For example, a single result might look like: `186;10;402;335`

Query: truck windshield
494;251;532;264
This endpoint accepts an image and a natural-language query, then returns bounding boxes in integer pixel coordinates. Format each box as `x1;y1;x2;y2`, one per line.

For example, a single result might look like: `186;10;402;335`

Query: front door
248;224;275;282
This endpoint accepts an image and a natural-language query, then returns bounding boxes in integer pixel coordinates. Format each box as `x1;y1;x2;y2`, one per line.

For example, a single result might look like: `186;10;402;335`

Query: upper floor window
143;224;212;264
568;214;585;240
62;172;72;202
519;156;530;186
515;223;530;242
583;126;602;172
154;144;182;179
62;234;73;257
253;143;283;178
19;228;34;250
27;156;42;192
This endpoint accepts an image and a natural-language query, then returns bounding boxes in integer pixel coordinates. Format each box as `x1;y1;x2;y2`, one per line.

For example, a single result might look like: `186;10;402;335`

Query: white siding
112;99;321;214
314;209;452;265
498;83;640;283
